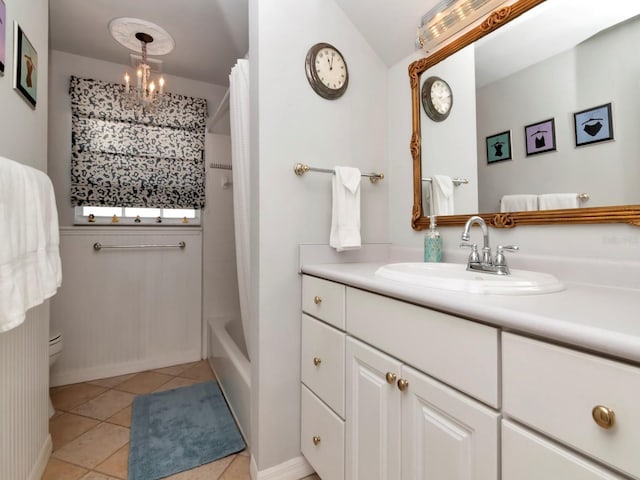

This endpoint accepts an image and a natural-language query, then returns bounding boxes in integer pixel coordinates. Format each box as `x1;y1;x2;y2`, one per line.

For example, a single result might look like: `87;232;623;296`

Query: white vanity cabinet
346;337;499;480
502;332;640;479
300;274;500;480
300;267;640;480
301;276;347;480
502;420;626;479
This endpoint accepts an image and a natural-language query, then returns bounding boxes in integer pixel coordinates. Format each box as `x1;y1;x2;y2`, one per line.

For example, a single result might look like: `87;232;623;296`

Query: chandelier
122;32;166;113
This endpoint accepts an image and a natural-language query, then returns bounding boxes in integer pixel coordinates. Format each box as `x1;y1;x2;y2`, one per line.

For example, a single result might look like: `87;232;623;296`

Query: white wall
477;16;640;211
419;46;479;216
251;0;389;471
50;228;203;385
47;50;239;379
0;1;51;479
0;0;48;169
387;46;479;243
48;49;228;227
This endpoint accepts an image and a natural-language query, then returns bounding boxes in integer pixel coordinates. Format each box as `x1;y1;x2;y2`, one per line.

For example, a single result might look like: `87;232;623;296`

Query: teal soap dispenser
424;215;443;262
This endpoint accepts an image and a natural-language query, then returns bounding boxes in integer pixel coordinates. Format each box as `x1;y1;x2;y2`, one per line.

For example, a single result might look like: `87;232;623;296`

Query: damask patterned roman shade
69;76;208;209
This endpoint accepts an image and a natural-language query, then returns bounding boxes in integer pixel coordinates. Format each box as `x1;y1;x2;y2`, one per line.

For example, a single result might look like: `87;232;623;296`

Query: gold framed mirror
410;0;640;230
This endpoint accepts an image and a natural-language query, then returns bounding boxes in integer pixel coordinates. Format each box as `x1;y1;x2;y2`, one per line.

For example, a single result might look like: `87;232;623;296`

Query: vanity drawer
301;384;345;480
502;420;625;479
302;275;345;329
346;287;499;407
301;313;345;418
503;333;640;479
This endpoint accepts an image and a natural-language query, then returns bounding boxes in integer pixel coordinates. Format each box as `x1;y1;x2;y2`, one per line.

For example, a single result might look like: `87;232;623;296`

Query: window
75;206;200;225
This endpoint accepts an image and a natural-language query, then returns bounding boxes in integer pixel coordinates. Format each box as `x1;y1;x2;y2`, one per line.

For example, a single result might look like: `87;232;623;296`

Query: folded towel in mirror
500;194;538;212
538;193;579;210
432;175;454;216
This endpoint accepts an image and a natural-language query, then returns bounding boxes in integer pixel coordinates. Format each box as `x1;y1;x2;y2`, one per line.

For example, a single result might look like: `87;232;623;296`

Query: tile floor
42;360;320;480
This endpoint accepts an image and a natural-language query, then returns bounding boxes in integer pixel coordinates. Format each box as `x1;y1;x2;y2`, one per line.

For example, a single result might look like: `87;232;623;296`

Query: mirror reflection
420;2;640;217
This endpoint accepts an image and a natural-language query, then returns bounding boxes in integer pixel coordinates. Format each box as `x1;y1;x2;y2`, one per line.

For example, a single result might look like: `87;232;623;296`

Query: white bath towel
500;194;538;213
330;167;361;252
431;175;454;216
0;157;62;333
538;193;579;210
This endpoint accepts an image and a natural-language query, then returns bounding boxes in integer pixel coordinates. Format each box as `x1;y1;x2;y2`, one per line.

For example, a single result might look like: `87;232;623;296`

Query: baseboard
27;434;52;480
250;454;314;480
50;350;202;386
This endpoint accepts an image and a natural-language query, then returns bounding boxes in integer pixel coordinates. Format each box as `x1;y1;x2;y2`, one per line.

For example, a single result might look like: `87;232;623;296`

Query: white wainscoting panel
0;303;51;480
50;228;202;385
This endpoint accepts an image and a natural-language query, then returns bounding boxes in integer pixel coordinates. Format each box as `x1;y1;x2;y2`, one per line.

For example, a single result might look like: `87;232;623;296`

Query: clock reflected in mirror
421;76;453;122
305;42;349;100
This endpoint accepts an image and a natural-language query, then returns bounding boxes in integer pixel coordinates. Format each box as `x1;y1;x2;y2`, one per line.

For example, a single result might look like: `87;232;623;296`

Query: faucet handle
495;245;519;267
459;242;480;263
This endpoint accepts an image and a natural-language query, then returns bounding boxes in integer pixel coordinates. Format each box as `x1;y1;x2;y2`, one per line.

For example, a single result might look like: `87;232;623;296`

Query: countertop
301;262;640;365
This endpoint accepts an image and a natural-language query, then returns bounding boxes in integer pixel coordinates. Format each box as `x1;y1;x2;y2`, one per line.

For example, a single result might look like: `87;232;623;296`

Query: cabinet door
401;364;499;480
346;337;402;480
503;420;625;479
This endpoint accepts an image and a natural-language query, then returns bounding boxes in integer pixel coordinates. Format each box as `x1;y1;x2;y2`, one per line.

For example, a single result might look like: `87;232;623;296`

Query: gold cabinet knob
592;405;615;429
397;378;409;391
385;372;397;384
314;296;322;305
312;435;321;446
313;357;322;366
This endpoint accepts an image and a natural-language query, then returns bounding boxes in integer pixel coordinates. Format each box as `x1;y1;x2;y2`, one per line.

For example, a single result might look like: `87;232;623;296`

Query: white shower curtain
229;59;251;361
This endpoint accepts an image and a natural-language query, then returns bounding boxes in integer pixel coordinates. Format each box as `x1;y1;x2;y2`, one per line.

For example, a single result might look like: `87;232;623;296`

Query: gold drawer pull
314;296;322;305
397;378;409;391
592;405;615;429
312;435;321;446
313;357;322;367
385;372;397;384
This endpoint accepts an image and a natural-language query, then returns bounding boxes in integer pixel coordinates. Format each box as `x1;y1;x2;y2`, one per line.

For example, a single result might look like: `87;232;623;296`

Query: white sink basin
375;262;565;295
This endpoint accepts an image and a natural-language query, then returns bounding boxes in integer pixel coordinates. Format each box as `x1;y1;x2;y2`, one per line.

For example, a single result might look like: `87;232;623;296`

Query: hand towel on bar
500;194;538;213
432;175;454;216
330;166;361;252
538;193;579;210
0;157;62;333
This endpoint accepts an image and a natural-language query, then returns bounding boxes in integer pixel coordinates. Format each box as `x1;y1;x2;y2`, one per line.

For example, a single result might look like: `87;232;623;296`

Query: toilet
49;331;64;418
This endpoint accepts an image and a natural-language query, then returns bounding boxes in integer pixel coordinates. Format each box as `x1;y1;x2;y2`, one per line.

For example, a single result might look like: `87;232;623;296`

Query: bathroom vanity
299;264;640;480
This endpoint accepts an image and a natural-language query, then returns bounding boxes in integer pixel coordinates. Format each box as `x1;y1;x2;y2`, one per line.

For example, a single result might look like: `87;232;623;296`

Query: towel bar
422;177;469;187
293;163;384;183
93;241;186;251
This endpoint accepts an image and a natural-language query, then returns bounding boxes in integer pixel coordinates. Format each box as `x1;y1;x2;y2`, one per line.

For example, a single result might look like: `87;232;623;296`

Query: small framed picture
574;103;613;147
486;130;512;164
0;0;6;75
524;118;556;156
13;21;37;108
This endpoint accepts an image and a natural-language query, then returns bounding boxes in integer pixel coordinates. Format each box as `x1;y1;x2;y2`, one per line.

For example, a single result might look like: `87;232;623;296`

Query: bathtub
207;316;251;445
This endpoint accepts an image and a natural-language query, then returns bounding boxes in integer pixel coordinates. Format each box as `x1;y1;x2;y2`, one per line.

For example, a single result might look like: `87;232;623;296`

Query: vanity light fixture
416;0;509;53
109;18;175;113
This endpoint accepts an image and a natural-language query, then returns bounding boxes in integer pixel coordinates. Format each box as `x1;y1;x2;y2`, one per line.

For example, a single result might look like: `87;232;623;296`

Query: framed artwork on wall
574;103;613;147
13;21;37;108
0;0;6;75
486;130;512;164
524;118;556;156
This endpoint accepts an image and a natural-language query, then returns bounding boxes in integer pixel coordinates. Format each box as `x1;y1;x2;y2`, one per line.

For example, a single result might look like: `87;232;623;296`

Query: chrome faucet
460;215;518;275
